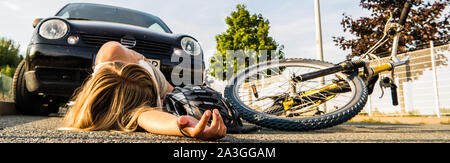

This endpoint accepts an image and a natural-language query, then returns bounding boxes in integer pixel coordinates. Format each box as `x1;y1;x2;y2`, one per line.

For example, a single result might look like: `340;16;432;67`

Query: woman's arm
137;110;181;136
137;109;226;140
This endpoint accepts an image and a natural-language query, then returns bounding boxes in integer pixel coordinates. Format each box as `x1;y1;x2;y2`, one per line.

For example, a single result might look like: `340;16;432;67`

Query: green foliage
0;65;13;99
333;0;449;58
209;4;284;80
0;65;15;78
0;37;22;77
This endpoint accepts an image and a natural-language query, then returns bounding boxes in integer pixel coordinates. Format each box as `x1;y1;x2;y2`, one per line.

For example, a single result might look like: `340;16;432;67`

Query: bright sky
0;0;371;64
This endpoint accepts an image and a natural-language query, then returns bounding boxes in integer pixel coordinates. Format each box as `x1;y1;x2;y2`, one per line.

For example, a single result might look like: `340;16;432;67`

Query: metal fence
207;42;450;118
363;42;449;117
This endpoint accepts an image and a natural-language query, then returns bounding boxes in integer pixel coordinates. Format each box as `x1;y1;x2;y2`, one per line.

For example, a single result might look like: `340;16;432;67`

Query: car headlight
181;37;202;56
38;19;68;40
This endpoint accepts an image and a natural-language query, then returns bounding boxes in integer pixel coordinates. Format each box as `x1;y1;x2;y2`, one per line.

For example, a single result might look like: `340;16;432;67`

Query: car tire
12;60;60;116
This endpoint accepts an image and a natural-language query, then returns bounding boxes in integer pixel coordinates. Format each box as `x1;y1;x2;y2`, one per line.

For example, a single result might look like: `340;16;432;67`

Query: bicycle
224;1;413;131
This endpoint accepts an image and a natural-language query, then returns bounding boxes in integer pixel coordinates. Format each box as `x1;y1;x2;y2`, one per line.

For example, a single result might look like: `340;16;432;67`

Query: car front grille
80;34;173;54
35;66;90;83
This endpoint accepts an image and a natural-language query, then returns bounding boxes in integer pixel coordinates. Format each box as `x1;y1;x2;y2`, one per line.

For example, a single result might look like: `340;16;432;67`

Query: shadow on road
234;122;447;135
0;115;49;130
0;101;49;130
0;101;17;115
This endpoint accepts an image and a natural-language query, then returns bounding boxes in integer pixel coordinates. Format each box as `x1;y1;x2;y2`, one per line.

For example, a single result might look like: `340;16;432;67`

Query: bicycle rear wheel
224;58;368;131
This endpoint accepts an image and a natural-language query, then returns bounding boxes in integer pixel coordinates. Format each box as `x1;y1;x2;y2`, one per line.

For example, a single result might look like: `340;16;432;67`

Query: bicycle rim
225;58;368;131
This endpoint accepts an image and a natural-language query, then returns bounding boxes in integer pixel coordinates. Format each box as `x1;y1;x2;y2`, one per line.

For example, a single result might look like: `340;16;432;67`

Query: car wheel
12;60;60;116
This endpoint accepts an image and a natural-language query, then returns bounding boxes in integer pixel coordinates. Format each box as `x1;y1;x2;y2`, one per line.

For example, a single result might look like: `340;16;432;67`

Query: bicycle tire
224;58;368;131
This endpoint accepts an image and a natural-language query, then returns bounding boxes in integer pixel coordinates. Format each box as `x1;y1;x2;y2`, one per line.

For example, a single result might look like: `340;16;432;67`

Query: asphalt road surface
1;115;449;143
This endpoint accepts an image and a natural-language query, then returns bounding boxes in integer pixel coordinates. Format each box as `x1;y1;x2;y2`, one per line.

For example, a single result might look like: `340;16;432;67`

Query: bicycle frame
281;61;400;113
277;2;413;114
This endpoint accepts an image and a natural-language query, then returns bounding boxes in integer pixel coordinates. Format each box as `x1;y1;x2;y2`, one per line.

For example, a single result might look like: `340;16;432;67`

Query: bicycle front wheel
224;58;368;131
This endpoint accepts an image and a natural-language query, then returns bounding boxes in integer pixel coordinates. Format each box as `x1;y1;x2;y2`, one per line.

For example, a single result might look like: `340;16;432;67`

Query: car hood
68;20;181;46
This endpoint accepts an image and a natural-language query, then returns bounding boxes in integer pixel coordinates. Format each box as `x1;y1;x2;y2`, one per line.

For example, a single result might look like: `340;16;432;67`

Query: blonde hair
60;61;157;132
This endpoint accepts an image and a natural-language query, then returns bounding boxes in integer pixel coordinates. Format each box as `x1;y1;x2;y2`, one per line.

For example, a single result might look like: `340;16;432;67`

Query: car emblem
120;36;137;48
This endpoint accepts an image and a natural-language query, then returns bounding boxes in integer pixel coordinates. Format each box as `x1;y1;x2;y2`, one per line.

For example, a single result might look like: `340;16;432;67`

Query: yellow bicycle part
359;63;393;77
281;62;393;113
372;63;393;74
282;81;343;112
283;98;295;111
300;82;340;98
298;94;336;112
282;94;337;112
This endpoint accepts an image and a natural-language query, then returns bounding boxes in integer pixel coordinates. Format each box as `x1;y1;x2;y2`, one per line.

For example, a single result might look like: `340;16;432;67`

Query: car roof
56;2;173;33
57;3;159;19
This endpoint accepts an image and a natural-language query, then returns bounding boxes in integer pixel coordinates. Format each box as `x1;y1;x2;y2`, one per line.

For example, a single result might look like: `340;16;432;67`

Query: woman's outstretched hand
177;109;227;140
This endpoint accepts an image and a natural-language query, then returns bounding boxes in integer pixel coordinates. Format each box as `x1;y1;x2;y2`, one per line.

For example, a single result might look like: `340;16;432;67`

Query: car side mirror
32;18;43;28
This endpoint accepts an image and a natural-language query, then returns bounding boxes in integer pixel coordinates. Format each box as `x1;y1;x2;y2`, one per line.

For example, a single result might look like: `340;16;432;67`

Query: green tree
1;65;15;78
209;4;284;80
333;0;449;58
0;37;23;77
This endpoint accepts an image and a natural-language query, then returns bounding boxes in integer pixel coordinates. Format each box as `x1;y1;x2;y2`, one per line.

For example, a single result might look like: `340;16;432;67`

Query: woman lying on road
60;41;227;140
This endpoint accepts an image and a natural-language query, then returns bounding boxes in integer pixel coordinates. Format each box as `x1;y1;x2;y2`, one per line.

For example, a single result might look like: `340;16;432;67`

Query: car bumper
25;43;94;97
25;43;204;97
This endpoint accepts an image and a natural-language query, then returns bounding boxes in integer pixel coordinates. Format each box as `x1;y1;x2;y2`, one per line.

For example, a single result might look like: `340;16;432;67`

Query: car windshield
56;3;172;33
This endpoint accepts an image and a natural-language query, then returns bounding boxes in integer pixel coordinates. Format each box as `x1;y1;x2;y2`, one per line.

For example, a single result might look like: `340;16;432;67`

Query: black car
12;3;205;115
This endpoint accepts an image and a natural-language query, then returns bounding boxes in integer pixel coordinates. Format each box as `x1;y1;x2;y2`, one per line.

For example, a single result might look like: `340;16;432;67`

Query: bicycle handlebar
399;1;412;26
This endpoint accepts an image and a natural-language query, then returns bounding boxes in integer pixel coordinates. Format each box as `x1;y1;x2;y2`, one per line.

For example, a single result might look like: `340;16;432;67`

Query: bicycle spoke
232;60;361;119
